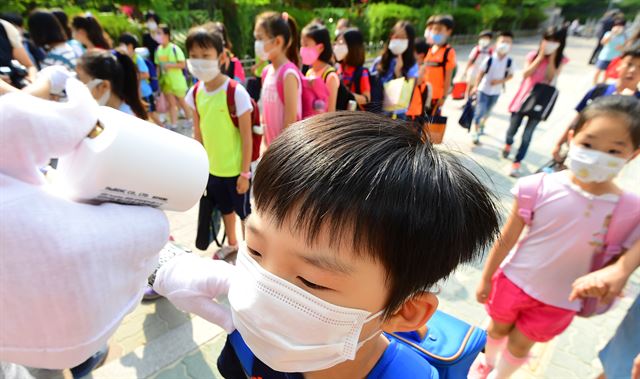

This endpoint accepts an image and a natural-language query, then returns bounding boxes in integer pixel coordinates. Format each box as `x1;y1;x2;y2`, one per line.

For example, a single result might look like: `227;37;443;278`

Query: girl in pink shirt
504;27;569;177
471;96;640;379
254;12;302;148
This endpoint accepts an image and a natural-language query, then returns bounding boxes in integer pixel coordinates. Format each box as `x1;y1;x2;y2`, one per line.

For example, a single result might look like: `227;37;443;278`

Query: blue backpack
143;58;159;93
227;310;486;379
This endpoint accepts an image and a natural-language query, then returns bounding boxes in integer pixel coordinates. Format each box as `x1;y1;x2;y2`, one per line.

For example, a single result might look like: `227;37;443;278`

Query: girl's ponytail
284;13;300;67
113;50;147;120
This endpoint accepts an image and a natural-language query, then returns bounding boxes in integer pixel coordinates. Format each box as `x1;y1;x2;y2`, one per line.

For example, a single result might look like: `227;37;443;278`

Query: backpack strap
228;331;255;376
470;46;480;65
589;83;610;102
600;192;640;262
321;66;337;82
505;57;513;79
517;173;545;225
353;66;364;95
442;46;451;80
192;81;201;119
275;61;299;105
46;52;74;69
226;79;239;128
484;56;493;75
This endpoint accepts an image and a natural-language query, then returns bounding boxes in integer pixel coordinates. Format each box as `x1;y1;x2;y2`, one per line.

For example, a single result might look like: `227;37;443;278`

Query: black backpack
518;83;559;121
335;66;368;110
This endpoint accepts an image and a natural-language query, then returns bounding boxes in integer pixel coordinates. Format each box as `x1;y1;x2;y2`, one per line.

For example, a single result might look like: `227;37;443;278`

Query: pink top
502;171;640;311
508;51;569;113
260;63;301;147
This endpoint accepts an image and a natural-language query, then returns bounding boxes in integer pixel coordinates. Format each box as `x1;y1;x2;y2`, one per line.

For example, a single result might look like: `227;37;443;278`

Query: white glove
37;65;76;96
154;254;236;334
0;79;170;369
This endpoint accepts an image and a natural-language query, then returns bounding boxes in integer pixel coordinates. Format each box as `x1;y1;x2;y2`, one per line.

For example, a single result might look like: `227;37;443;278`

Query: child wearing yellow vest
184;27;253;260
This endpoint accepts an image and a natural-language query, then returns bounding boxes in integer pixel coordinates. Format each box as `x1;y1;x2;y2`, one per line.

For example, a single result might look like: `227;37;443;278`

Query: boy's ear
382;292;438;333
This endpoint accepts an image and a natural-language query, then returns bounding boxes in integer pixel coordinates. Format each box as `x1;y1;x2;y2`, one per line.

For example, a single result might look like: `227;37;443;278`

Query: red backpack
193;79;262;162
262;62;331;120
517;172;640;317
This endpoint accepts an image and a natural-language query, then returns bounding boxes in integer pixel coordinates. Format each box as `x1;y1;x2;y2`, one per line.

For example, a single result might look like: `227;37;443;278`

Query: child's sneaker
468;355;494;379
213;244;239;261
472;132;480;145
510;162;522;177
502;144;511;159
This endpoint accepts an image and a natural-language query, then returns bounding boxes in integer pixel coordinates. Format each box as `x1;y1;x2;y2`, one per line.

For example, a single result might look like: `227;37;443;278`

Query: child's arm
237;110;252;195
522;49;545;78
476;201;526;303
570;239;640;304
193;110;203;144
471;71;485;95
283;72;299;129
326;72;340;112
601;32;612;45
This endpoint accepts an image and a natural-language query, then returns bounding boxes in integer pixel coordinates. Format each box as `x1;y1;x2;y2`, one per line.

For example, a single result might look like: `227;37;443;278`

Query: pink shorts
485;270;576;342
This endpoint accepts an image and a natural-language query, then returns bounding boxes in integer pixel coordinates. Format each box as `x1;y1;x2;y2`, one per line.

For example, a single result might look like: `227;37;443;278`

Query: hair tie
85;11;93;18
282;12;289;22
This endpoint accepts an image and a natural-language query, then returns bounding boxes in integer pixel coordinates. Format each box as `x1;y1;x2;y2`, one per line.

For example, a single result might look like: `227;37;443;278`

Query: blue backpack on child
227;310;486;378
143;58;159;93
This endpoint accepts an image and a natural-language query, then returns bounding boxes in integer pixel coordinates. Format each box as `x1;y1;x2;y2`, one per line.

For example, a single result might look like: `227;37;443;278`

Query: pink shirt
508;51;568;113
261;63;301;147
502;171;640;311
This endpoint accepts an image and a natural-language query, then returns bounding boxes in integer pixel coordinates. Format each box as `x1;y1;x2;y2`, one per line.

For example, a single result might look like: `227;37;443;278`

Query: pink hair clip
282;12;289;22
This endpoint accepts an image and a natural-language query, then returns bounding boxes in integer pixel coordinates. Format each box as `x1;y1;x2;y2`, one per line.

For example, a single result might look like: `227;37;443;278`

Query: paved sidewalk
90;36;639;379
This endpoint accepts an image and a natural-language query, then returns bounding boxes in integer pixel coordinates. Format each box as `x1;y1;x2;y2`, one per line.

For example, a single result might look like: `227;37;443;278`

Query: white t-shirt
477;53;514;96
0;19;22;49
185;78;253;117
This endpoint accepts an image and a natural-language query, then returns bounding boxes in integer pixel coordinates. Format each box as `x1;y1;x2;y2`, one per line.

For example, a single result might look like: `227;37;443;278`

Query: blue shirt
218;332;439;379
136;55;153;98
598;32;626;61
575;83;640;112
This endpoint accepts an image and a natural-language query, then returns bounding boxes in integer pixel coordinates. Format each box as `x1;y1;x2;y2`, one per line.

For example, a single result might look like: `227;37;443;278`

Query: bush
448;7;483;35
95;12;144;41
365;3;421;43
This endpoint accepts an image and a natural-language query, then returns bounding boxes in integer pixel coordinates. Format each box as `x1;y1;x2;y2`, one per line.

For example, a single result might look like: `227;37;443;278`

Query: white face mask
187;58;220;82
566;144;626;183
228;247;384;373
333;44;349;61
146;21;158;32
254;40;270;61
86;78;110;106
388;39;409;56
543;41;560;55
496;42;511;55
478;38;491;48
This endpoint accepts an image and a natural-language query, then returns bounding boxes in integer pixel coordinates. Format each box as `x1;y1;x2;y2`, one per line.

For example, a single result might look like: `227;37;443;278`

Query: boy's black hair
613;17;626;27
254;112;500;317
479;30;493;39
432;14;454;30
498;31;514;39
145;11;160;24
158;24;171;37
118;32;139;49
1;12;23;27
185;27;224;55
621;47;640;59
302;23;333;64
414;37;429;55
576;95;640;149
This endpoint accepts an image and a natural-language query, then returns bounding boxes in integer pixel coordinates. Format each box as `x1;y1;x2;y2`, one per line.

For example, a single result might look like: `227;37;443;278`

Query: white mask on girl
566;144;626;183
86;78;110;106
228;246;384;373
543;41;560;55
254;40;270;61
389;39;409;56
333;44;349;61
187;59;220;82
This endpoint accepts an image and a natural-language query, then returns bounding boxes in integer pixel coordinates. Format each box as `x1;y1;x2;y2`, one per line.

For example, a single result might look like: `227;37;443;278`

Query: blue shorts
207;174;251;220
599;295;640;378
596;59;612;70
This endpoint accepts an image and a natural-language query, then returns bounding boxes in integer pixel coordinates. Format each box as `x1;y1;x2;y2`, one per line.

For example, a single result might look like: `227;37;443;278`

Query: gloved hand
0;79;169;369
153;254;236;334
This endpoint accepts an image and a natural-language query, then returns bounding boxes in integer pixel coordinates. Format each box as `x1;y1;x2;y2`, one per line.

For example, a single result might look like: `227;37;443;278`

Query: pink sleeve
233;57;246;83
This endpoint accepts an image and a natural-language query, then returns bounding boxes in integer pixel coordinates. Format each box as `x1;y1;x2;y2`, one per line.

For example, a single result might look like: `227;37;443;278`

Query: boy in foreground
154;112;500;378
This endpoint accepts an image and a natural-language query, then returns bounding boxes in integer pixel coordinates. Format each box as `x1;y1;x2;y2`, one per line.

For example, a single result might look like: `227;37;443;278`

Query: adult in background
590;10;622;65
142;11;160;63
